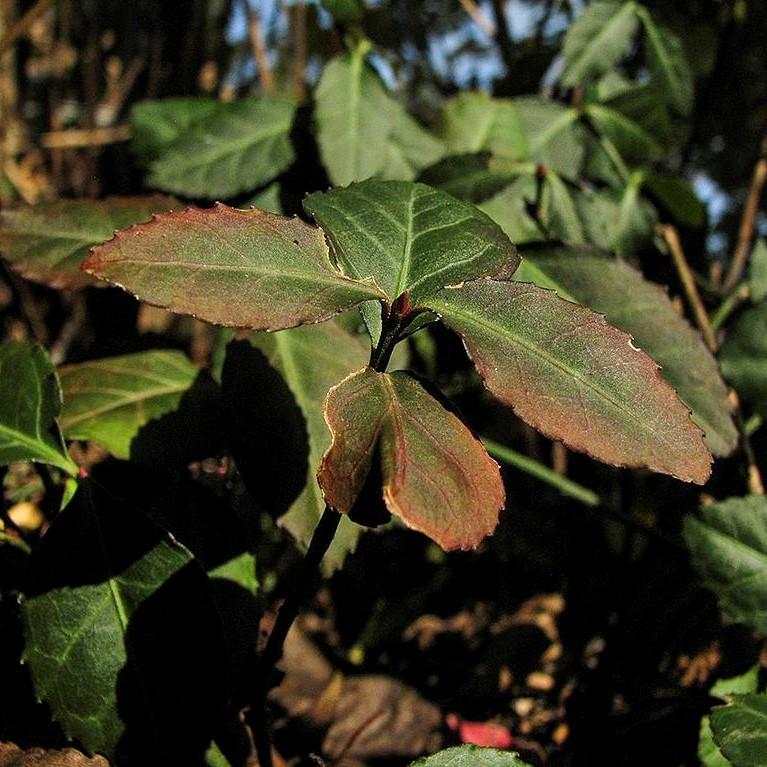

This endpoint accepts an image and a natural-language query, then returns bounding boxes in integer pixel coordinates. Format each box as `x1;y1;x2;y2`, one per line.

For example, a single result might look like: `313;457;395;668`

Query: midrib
393;190;416;297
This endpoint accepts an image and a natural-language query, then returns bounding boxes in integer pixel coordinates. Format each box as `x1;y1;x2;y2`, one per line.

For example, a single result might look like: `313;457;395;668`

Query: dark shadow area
222;339;310;518
22;479;230;767
130;370;225;473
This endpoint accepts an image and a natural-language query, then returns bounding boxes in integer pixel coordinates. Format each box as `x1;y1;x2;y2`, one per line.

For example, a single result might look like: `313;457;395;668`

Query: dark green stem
252;506;341;767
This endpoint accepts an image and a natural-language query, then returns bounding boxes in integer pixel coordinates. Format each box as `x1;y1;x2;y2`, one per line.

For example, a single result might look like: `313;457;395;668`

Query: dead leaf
0;743;109;767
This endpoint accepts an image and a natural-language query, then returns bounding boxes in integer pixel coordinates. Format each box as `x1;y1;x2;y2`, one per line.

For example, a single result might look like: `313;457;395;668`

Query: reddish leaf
429;279;711;484
82;204;384;331
0;196;176;289
318;367;505;551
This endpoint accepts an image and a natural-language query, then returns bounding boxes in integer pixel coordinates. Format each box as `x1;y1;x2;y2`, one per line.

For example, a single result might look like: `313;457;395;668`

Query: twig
710;283;750;331
0;0;52;57
247;2;274;93
722;144;767;293
490;0;515;73
49;292;87;365
40;124;131;149
660;225;765;495
459;0;496;38
659;224;718;352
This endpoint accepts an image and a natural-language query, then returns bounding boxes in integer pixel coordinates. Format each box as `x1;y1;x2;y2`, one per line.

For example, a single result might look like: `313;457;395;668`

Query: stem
482;437;600;507
252;506;341;767
711;283;750;331
659;224;718;352
722;146;767;293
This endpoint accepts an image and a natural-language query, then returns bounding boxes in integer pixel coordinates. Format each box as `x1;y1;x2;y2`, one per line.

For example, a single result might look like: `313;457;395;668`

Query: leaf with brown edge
0;196;176;289
429;279;711;484
318;367;504;551
82;204;385;331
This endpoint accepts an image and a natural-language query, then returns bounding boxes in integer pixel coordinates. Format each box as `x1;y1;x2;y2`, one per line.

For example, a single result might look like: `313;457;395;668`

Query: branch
659;224;718;352
459;0;496;38
246;2;274;94
490;0;514;72
722;142;767;293
0;0;53;56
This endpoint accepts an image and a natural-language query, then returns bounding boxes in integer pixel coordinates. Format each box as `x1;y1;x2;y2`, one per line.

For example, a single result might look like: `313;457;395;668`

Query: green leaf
237;320;370;573
410;745;532;766
428;279;711;483
243;182;283;214
83;204;384;331
478;175;542;244
58;350;199;459
439;92;528;160
419;154;534;203
699;666;760;767
711;694;767;766
683;495;767;632
130;97;219;163
562;0;639;86
720;301;767;414
145;96;296;198
304;179;518;307
318;367;505;551
572;187;623;249
585;103;663;163
382;104;445;180
514;247;737;456
644;171;706;228
544;170;585;243
320;0;364;23
21;479;229;761
748;239;767;303
613;171;657;256
0;342;76;475
0;196;176;289
515;98;583;179
315;45;442;185
636;6;694;115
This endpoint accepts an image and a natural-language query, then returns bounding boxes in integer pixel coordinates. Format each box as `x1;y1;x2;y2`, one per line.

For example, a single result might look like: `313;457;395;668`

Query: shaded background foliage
0;1;766;767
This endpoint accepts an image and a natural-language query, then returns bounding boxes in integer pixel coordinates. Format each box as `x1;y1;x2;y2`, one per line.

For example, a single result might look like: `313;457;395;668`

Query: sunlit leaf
58;350;199;459
315;44;442;185
304;179;518;307
514;247;737;456
683;495;767;632
145;96;296;198
83;204;384;331
439;92;528;160
0;342;76;475
636;6;694;115
562;0;639;86
429;279;711;483
318;367;505;551
410;745;532;766
21;479;228;761
711;695;767;767
0;196;175;289
514;98;583;179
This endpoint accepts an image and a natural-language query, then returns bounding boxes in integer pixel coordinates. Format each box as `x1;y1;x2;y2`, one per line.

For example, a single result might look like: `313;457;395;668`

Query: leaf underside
82;204;384;331
410;745;532;766
318;367;505;551
429;279;711;483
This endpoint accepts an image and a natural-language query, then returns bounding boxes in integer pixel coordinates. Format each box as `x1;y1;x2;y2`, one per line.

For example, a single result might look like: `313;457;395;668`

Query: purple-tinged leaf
0;196;176;289
319;367;505;551
82;204;385;331
429;279;711;484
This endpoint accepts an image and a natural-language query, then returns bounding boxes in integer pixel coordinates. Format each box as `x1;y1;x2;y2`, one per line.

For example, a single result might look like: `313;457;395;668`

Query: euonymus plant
0;0;764;765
